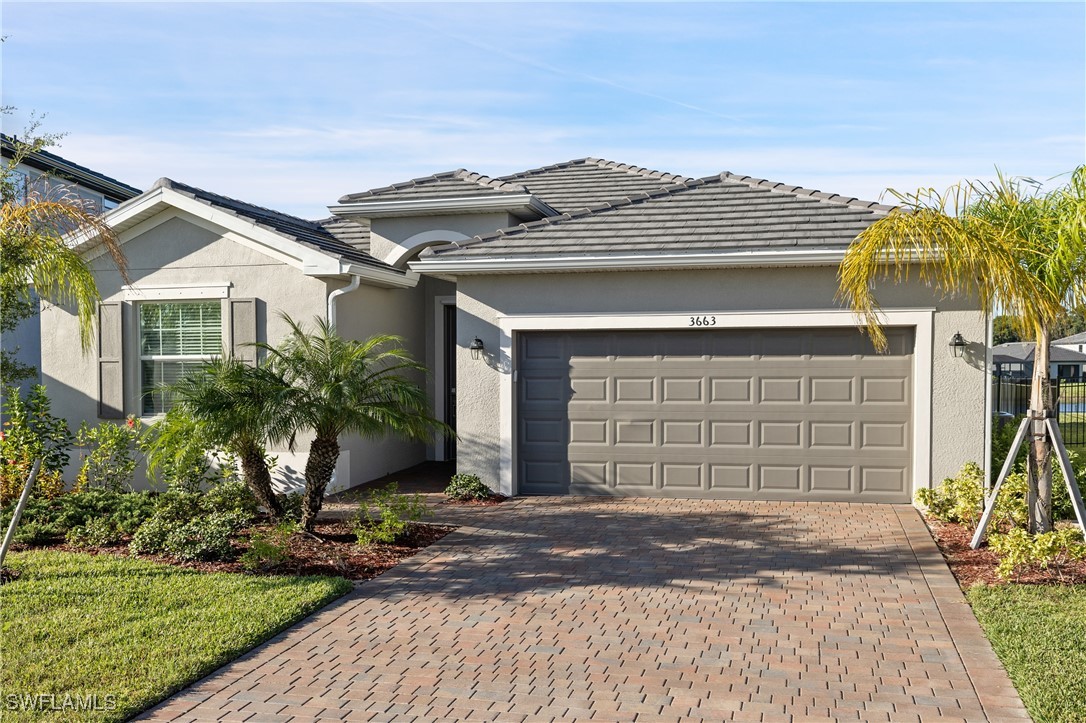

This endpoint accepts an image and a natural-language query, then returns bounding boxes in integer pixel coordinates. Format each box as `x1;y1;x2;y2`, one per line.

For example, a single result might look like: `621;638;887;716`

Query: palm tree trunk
238;445;283;521
1028;328;1055;533
301;434;340;532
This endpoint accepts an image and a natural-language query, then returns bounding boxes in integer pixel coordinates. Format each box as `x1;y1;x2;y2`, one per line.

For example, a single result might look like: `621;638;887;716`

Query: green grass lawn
968;584;1086;723
0;551;351;722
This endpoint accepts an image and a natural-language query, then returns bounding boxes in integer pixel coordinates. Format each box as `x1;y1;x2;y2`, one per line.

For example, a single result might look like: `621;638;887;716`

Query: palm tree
261;315;447;532
838;166;1086;534
148;357;293;519
1;132;127;368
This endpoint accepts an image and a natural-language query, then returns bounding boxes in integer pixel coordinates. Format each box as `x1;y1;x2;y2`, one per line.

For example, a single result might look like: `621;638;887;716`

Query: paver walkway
140;498;1028;722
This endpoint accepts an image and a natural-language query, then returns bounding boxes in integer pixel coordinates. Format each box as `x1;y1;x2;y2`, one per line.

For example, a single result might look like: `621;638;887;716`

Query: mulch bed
442;495;506;507
926;517;1086;586
13;521;455;581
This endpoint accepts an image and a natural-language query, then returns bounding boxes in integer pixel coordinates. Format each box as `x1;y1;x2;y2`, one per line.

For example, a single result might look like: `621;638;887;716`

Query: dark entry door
444;304;457;460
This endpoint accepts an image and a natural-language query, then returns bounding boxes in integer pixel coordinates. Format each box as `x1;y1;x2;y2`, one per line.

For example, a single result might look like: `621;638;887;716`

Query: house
2;134;141;389
41;158;988;502
992;341;1086;379
1055;331;1086;356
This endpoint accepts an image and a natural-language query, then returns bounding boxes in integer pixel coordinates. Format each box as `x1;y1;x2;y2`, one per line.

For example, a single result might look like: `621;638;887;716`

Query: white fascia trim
123;282;232;301
410;248;851;274
495;309;935;499
329;194;553;219
73;186;344;275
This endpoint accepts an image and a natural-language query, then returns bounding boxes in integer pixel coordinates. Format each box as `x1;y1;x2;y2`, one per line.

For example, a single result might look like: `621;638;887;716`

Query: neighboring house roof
1;133;141;202
1055;331;1086;345
423;171;895;261
338;169;529;204
992;342;1086;364
494;158;694;213
337;158;690;215
154;178;396;274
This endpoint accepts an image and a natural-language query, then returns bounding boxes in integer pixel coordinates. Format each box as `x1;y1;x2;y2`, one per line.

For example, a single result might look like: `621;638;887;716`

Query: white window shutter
97;301;125;419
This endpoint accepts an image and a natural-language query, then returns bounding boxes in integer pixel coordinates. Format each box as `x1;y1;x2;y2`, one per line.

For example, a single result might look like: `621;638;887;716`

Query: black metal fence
992;374;1086;447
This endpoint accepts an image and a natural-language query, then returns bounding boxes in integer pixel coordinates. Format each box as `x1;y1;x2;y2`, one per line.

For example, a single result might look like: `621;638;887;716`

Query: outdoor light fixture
949;332;967;358
469;337;484;360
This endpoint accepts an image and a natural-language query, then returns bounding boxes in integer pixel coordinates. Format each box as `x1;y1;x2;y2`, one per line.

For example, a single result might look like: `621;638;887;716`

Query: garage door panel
518;328;913;501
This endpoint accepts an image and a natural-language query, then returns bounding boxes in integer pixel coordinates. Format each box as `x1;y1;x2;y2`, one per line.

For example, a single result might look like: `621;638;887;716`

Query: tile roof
427;171;895;260
1;133;141;201
150;179;397;273
495;158;694;213
338;169;528;204
992;342;1086;364
1055;331;1086;345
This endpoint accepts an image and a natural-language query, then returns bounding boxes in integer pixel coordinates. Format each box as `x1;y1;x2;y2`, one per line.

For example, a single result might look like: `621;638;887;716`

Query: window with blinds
139;302;222;415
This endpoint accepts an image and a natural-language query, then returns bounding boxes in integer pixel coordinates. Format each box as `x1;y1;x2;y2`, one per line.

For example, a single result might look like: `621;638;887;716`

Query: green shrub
277;492;304;522
354;483;430;546
12;520;59;545
444;473;492;501
989;526;1086;579
2;489;158;537
1;384;73;504
163;512;247;561
915;462;987;527
203;477;259;519
128;514;174;556
151;490;205;521
139;409;215;493
131;510;247;561
240;521;296;571
75;417;142;492
66;518;123;548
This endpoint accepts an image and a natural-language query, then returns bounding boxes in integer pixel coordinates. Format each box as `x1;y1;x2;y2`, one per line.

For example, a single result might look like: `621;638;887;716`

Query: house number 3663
689;315;717;326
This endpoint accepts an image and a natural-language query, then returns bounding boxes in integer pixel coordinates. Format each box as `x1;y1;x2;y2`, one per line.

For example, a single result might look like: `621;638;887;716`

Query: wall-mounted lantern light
469;337;484;360
949;332;967;358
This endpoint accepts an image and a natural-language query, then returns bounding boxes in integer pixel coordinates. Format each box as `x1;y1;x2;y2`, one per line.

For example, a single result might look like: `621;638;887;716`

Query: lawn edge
121;572;353;722
893;506;1032;721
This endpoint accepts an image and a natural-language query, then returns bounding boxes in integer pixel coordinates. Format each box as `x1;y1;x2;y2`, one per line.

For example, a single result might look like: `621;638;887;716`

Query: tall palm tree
261;315;447;531
838;166;1086;533
149;357;293;519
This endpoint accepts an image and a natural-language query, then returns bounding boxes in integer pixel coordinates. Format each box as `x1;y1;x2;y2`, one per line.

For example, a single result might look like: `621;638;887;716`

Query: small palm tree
149;357;294;519
262;315;447;531
838;166;1086;533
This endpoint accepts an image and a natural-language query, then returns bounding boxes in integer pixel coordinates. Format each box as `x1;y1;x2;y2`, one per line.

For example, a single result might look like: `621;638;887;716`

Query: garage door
517;327;914;502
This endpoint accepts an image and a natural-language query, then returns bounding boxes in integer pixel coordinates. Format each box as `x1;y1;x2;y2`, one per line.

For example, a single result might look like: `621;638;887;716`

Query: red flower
126;418;135;429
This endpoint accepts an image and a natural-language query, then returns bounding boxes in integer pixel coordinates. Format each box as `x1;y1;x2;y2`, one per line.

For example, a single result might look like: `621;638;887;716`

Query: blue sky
2;2;1083;218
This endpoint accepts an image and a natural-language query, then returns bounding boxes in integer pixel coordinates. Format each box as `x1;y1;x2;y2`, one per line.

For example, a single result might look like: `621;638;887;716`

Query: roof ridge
496;157;692;185
446;174;720;251
718;172;897;213
338;168;527;203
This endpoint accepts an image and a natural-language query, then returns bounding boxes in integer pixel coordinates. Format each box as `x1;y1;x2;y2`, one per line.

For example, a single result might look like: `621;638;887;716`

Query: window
139;302;222;414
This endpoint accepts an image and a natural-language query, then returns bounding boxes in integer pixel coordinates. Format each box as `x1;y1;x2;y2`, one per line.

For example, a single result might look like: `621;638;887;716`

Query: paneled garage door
517;327;914;502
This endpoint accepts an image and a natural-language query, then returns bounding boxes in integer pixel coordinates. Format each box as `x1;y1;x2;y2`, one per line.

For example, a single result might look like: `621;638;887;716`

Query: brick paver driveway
142;499;1027;722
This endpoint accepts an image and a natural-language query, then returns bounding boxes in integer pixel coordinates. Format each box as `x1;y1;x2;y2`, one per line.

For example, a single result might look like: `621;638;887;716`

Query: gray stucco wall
453;266;988;496
40;213;429;491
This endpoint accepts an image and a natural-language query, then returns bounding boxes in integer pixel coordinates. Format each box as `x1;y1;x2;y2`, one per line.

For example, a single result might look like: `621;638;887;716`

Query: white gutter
409;248;853;274
327;275;361;328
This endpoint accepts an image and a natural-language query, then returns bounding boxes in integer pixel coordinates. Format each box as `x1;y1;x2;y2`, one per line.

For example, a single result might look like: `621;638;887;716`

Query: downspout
327;275;361;329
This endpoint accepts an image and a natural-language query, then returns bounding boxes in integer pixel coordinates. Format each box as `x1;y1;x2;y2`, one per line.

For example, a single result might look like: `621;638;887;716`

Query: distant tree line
993;310;1086;346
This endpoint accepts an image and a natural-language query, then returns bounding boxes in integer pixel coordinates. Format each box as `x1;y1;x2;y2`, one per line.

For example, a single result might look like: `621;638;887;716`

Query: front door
444;304;457;460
